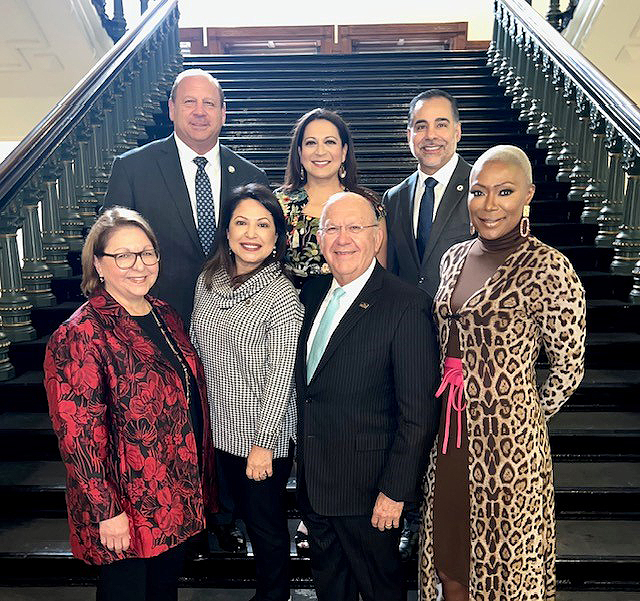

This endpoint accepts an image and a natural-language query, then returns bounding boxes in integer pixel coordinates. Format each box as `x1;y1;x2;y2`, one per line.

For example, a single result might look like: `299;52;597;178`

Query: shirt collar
173;132;220;165
417;152;460;189
329;258;376;297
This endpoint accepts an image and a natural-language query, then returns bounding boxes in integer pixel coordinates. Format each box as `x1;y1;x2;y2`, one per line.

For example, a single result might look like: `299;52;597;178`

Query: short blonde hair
471;144;533;185
81;207;158;297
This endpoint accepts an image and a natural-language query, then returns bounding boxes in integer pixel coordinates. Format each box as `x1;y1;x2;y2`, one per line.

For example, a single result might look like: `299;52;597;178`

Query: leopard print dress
419;236;586;601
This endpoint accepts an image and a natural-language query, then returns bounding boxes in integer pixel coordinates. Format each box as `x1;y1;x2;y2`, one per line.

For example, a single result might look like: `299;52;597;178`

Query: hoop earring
520;205;531;237
470;223;476;236
338;163;346;180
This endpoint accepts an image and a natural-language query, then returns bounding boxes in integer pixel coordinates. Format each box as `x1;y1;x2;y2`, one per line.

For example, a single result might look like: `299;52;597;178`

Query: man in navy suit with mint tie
295;191;439;601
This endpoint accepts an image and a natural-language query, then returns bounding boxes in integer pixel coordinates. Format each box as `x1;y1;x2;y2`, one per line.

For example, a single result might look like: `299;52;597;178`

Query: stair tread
549;412;640;433
554;462;640;490
1;517;637;559
3;459;639;492
0;461;65;488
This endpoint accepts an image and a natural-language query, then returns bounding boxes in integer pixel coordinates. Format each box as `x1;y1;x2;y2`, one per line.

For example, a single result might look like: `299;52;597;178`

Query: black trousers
217;445;294;601
299;474;403;601
96;541;186;601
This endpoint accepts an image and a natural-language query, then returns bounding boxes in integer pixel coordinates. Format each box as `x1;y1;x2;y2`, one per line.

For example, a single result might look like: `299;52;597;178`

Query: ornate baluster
532;53;553;144
167;9;183;79
545;66;567;166
596;125;625;247
20;184;55;307
567;91;592;202
556;81;579;182
523;44;542;125
58;140;84;251
611;144;640;275
580;106;608;223
506;23;525;100
546;0;563;31
487;1;499;68
75;120;99;228
492;5;506;77
499;16;517;90
513;34;533;116
40;162;72;278
0;327;15;381
0;200;36;342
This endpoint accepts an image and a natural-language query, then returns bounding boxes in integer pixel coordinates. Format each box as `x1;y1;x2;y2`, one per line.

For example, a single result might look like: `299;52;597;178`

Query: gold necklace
150;308;191;407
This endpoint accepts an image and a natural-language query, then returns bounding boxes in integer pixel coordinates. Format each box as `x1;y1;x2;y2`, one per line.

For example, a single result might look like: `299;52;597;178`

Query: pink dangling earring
520;205;530;237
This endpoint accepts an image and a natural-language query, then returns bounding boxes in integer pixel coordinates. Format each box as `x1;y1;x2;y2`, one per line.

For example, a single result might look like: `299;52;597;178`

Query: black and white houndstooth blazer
190;262;303;459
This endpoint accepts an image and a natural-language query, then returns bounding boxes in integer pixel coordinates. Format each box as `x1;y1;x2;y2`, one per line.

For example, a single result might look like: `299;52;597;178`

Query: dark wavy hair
282;108;358;192
202;184;287;289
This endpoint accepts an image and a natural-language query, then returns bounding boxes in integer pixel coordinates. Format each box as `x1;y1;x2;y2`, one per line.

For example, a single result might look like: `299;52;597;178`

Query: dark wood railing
0;0;180;380
489;0;640;303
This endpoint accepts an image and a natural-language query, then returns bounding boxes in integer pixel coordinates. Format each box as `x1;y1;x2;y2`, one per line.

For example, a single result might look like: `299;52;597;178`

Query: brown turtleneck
433;225;526;587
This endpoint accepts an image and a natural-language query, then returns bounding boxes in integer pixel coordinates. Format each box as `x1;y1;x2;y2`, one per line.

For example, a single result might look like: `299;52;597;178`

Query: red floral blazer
44;289;217;565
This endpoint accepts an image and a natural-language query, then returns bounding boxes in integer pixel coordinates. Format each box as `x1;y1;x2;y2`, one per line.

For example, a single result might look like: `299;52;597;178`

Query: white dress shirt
174;133;222;227
412;153;461;236
306;259;377;360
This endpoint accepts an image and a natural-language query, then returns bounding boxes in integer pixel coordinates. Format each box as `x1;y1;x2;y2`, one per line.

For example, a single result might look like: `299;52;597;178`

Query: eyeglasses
99;250;160;269
318;224;379;236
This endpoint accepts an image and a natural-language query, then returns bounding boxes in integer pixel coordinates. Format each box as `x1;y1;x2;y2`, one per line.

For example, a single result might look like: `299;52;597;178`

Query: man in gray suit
383;89;473;559
383;89;472;302
104;69;268;326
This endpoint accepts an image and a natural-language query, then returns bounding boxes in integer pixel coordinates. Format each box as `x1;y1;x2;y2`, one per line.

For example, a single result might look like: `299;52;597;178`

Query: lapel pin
359;302;370;309
457;184;464;191
228;165;235;173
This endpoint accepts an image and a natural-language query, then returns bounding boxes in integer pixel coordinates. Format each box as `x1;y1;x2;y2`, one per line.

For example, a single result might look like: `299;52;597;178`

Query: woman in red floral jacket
44;207;216;601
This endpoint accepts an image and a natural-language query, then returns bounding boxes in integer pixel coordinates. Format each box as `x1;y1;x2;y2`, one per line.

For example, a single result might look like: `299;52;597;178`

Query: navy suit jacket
104;135;269;324
295;262;439;516
383;157;472;301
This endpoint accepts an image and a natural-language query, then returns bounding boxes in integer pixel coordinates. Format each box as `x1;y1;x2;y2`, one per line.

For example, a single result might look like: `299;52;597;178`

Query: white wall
0;0;113;143
177;0;498;41
563;0;640;105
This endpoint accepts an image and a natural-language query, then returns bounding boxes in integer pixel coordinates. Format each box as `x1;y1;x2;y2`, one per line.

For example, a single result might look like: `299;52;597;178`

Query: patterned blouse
275;187;385;282
190;262;303;459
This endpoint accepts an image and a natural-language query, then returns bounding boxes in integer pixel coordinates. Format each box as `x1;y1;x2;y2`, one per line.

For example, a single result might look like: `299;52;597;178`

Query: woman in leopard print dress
419;146;586;601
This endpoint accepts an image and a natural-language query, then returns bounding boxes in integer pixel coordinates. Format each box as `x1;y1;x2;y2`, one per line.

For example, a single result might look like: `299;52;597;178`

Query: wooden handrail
0;0;178;212
500;0;640;152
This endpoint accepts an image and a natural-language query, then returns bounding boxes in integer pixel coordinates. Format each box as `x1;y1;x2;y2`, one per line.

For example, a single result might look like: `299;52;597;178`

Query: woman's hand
99;511;130;554
246;445;274;481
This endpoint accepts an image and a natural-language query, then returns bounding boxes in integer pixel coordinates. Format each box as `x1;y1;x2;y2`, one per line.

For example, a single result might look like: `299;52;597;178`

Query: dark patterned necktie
417;176;438;261
193;156;216;256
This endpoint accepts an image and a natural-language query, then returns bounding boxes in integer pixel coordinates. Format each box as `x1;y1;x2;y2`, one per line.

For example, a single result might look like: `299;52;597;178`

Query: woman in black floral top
275;108;386;288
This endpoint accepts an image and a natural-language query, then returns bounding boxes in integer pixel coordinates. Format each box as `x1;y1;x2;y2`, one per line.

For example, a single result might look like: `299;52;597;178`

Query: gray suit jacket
104;134;269;325
383;157;472;301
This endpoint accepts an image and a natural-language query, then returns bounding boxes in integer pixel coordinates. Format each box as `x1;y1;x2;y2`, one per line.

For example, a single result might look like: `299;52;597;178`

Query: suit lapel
309;264;384;384
155;136;202;255
399;172;421;268
421;159;469;269
297;278;331;391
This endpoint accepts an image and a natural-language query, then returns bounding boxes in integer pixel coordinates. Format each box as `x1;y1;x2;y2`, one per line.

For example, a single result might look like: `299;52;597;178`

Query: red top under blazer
44;288;216;565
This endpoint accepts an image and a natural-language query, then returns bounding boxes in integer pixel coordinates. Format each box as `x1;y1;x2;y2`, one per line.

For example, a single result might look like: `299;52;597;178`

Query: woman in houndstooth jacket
190;184;303;601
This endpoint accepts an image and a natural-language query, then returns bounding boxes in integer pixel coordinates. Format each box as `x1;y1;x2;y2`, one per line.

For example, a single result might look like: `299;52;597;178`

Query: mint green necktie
307;287;346;383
